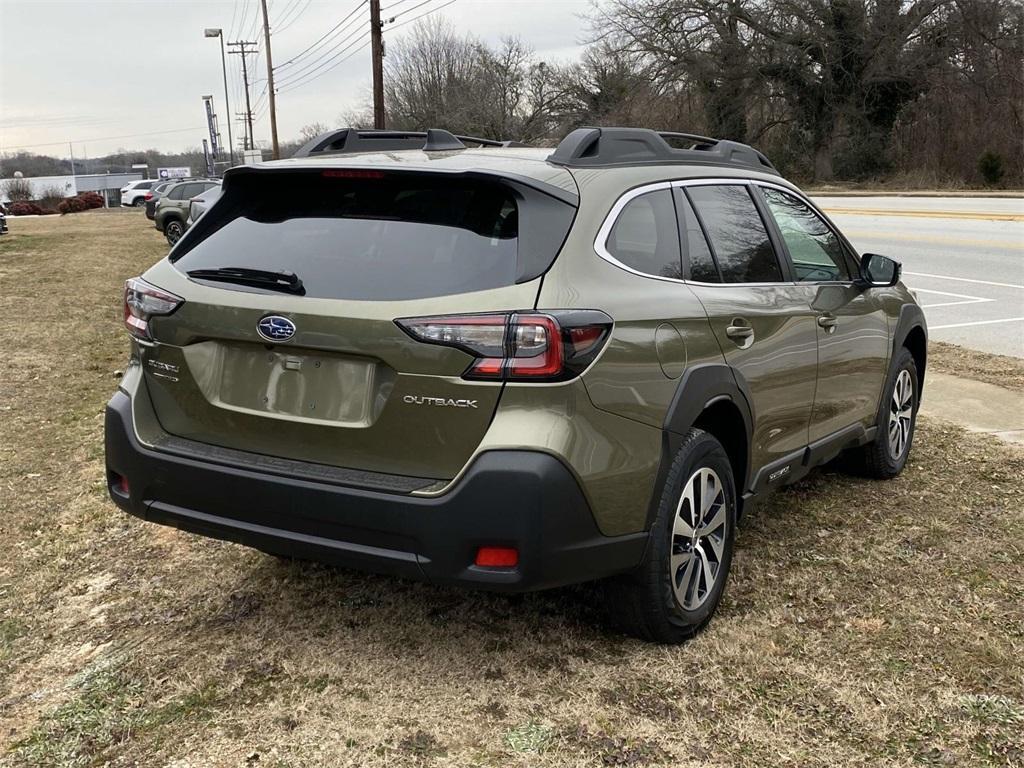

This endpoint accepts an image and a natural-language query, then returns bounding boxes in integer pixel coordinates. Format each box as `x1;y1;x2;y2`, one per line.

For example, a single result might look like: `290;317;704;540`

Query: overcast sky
0;0;593;158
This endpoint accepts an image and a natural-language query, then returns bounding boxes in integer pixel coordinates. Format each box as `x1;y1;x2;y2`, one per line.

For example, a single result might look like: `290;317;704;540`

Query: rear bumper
104;390;647;591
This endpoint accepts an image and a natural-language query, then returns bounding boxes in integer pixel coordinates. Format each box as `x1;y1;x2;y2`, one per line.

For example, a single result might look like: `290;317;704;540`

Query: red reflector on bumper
475;546;518;568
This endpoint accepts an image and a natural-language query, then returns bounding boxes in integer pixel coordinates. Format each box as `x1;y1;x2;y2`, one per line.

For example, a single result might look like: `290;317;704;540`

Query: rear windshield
171;171;571;301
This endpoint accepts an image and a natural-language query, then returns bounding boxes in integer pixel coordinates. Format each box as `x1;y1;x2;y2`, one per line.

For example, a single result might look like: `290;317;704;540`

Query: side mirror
857;253;901;288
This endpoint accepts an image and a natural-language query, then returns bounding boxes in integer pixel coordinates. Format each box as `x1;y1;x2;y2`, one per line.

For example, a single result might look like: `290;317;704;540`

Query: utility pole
227;41;257;151
259;0;280;159
370;0;385;129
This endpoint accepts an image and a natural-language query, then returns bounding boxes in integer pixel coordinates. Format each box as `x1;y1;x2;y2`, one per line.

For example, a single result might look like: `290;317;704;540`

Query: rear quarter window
605;189;681;279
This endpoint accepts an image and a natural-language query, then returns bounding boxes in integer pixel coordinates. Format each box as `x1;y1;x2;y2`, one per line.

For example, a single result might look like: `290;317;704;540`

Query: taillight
143;192;153;201
124;277;182;341
396;311;612;382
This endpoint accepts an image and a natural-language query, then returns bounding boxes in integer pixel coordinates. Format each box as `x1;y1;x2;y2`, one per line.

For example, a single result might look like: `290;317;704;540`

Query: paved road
812;196;1024;358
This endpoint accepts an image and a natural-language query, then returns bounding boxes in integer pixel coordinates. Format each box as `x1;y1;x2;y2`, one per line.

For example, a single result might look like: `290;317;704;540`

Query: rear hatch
137;165;576;482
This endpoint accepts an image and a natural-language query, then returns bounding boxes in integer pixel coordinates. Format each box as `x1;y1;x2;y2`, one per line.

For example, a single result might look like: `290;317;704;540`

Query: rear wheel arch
692;399;749;511
650;365;753;526
161;212;184;230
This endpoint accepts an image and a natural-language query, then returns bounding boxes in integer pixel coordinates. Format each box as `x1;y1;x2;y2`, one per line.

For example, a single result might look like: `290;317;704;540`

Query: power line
274;18;367;87
385;0;458;32
245;0;263;42
274;0;366;70
228;0;241;40
275;0;310;32
233;0;250;39
383;0;436;22
1;126;207;152
380;0;420;12
276;39;371;95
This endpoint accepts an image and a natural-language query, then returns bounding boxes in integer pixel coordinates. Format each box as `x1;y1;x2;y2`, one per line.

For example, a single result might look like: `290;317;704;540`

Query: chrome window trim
593;181;681;285
593;176;858;288
752;182;862;283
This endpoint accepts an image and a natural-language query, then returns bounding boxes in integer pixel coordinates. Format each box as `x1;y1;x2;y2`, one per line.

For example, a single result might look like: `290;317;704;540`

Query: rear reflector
475;546;519;568
110;473;129;495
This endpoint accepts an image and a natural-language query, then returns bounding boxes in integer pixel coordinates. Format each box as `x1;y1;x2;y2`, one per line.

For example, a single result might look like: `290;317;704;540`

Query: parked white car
120;180;158;207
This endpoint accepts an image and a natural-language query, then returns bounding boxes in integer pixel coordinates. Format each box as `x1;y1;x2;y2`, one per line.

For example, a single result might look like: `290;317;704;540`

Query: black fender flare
891;301;928;391
645;364;755;527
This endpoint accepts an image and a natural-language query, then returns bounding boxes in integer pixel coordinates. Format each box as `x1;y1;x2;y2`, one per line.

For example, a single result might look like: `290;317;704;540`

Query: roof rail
292;128;520;158
547;127;778;175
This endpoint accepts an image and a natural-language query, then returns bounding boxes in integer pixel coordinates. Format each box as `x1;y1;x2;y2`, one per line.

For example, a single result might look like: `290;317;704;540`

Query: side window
761;187;850;282
673;189;719;282
606;189;682;279
166;184;186;201
686;185;784;283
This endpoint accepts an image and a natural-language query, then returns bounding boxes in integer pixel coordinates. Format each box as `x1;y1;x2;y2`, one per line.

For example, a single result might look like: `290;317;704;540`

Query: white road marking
929;317;1024;330
920;299;994;309
904;271;1024;290
910;287;994;309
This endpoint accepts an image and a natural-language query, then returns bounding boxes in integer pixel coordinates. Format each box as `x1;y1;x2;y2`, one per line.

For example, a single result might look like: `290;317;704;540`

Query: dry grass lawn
929;341;1024;395
1;210;1022;767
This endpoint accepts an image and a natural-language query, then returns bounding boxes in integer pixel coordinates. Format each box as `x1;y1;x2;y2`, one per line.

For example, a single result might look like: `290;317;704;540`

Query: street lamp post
204;28;235;168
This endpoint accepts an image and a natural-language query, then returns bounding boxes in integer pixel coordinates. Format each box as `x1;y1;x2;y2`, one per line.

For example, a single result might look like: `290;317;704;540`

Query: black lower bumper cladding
104;391;647;592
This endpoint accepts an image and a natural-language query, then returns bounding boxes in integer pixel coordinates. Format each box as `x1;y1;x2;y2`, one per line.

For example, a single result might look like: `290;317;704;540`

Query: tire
604;428;737;644
164;219;184;246
134;197;146;207
847;346;919;479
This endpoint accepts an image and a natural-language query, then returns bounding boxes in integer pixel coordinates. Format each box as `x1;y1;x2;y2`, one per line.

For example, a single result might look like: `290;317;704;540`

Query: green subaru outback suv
106;127;926;643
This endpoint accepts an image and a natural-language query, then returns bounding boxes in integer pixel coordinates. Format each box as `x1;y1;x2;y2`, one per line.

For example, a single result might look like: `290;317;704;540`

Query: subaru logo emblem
257;315;296;342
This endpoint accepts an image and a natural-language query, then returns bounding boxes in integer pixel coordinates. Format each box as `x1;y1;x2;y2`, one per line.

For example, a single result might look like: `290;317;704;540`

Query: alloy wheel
670;467;728;610
888;369;913;459
166;222;183;245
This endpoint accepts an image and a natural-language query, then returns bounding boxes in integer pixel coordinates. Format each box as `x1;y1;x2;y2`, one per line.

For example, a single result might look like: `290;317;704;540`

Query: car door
680;182;818;483
755;184;890;446
175;183;204;214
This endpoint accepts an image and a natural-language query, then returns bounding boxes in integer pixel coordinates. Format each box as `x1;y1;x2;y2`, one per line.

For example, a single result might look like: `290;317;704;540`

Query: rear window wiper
186;267;305;295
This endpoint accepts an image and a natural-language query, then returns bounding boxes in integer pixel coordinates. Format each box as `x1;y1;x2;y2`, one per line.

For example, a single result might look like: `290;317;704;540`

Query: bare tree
591;0;964;181
299;122;332;142
382;19;561;141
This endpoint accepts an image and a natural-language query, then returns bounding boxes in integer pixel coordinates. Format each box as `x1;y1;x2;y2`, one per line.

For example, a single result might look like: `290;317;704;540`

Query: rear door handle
725;320;754;347
817;314;838;332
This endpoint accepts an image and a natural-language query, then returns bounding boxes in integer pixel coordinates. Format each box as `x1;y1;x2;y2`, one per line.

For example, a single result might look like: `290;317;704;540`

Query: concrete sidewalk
921;372;1024;444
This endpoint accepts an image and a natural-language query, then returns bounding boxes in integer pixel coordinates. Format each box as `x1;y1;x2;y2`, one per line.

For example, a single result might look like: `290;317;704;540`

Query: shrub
2;177;33;202
7;201;44;216
58;197;88;215
978;151;1005;186
77;191;105;209
37;185;66;211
